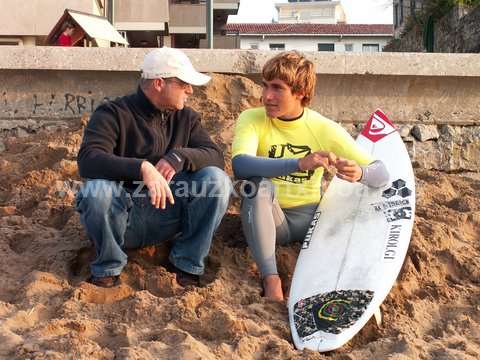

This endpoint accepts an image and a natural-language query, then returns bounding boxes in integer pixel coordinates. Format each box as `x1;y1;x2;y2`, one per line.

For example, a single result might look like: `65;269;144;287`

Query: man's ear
152;78;165;92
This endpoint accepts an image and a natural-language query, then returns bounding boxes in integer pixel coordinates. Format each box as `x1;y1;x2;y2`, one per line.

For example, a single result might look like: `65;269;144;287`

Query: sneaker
165;263;200;287
88;275;121;288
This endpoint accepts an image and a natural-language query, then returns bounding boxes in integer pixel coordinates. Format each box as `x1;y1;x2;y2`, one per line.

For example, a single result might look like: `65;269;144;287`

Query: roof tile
224;23;393;35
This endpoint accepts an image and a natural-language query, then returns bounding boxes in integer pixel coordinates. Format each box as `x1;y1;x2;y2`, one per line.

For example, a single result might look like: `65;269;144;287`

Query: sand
0;74;479;359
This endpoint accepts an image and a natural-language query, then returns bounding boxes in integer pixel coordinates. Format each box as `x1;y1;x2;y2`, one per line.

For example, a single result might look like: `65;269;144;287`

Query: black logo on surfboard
382;179;412;199
384;206;412;222
301;211;321;249
375;179;414;223
293;290;374;337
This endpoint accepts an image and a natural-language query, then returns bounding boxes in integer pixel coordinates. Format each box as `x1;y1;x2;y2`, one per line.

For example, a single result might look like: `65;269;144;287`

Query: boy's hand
298;151;337;172
335;158;362;183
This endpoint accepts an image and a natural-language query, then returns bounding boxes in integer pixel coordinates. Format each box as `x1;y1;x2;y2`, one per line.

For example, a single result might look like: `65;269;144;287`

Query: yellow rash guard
232;107;373;208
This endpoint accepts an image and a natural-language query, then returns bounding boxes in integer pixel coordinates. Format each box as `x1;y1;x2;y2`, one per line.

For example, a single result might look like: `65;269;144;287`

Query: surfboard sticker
383;179;413;199
301;211;321;250
361;109;396;143
370;179;414;222
293;290;374;337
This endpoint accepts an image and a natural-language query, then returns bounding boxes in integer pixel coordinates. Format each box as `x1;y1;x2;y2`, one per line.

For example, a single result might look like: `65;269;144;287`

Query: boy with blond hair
232;51;388;300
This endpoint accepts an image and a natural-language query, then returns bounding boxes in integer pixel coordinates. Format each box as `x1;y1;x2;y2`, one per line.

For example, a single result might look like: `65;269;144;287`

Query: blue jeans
75;166;232;277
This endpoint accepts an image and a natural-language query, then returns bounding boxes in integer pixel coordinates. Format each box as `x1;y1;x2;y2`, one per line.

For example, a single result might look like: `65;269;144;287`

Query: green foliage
426;0;456;18
400;0;479;32
394;0;479;49
389;0;479;51
423;0;480;19
458;0;480;6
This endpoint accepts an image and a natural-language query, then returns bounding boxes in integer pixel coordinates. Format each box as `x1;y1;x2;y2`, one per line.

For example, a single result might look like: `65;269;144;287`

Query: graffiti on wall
0;91;117;118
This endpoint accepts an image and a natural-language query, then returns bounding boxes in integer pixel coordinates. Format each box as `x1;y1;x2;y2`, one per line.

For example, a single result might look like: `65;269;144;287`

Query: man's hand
335;158;362;183
141;161;174;209
298;151;337;172
155;158;176;183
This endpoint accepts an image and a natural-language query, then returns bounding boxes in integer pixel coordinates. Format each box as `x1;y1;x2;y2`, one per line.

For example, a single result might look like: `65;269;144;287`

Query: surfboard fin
374;307;382;327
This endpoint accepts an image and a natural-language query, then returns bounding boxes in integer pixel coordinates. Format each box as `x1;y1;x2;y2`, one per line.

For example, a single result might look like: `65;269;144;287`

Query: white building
224;0;393;53
223;23;393;53
276;0;346;24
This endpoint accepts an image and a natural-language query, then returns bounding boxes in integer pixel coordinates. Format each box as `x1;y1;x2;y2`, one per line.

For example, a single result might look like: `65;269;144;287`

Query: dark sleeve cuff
163;150;186;172
129;158;145;180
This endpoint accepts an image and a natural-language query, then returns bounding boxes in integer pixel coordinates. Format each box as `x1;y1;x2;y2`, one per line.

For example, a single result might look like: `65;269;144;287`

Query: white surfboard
288;109;415;352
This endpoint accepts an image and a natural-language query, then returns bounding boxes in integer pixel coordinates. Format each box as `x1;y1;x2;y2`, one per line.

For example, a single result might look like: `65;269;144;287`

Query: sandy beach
0;74;479;359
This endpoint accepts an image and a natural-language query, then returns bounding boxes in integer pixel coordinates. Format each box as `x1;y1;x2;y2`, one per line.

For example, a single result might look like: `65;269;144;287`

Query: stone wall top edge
0;47;479;77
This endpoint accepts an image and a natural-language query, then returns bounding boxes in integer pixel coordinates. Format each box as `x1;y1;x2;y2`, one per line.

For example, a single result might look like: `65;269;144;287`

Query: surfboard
288;109;415;352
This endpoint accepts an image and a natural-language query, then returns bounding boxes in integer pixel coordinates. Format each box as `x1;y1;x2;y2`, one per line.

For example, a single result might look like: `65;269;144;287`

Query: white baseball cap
140;47;211;86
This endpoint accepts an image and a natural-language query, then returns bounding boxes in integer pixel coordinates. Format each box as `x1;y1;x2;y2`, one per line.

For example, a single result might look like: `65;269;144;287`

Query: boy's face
262;78;304;119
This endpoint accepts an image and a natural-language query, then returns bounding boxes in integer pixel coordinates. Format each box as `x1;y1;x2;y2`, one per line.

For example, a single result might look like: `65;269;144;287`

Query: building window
118;31;128;41
323;8;334;17
0;38;23;46
156;35;163;48
249;43;259;50
308;8;334;19
410;0;416;17
394;4;399;28
344;44;353;52
362;44;380;52
269;43;285;50
318;43;335;52
400;0;404;24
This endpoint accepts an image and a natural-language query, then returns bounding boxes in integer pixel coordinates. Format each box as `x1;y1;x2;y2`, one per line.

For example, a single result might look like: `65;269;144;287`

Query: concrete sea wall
0;47;479;172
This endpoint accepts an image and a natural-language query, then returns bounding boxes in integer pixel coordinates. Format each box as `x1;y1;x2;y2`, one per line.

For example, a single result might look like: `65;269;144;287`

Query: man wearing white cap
76;47;231;288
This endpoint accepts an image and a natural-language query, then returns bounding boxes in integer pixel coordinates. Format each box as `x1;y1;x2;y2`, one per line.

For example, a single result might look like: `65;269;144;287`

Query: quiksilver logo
361;110;397;143
369;113;396;136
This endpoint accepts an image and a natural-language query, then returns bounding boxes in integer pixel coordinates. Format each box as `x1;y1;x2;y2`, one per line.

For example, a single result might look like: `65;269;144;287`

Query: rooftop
224;23;393;36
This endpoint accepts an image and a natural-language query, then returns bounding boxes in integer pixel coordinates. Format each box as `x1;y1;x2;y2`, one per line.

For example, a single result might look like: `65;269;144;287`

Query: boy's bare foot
262;274;284;301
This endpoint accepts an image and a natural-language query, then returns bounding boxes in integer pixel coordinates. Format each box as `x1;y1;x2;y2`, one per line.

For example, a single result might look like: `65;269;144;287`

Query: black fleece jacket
77;87;224;181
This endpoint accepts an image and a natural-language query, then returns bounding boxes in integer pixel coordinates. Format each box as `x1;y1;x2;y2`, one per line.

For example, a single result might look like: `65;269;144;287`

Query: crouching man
76;48;231;288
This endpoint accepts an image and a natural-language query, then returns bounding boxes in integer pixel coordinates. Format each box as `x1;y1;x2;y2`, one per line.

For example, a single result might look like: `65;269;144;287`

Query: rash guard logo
268;143;313;183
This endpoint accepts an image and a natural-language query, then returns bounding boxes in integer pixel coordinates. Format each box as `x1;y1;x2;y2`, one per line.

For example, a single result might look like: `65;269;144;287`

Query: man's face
262;78;304;119
160;78;193;110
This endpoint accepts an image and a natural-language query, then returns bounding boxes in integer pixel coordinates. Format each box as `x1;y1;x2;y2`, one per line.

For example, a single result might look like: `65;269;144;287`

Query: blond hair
262;51;316;107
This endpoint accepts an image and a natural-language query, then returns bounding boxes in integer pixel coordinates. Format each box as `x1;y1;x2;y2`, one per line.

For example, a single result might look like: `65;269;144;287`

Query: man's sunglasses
166;77;191;89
